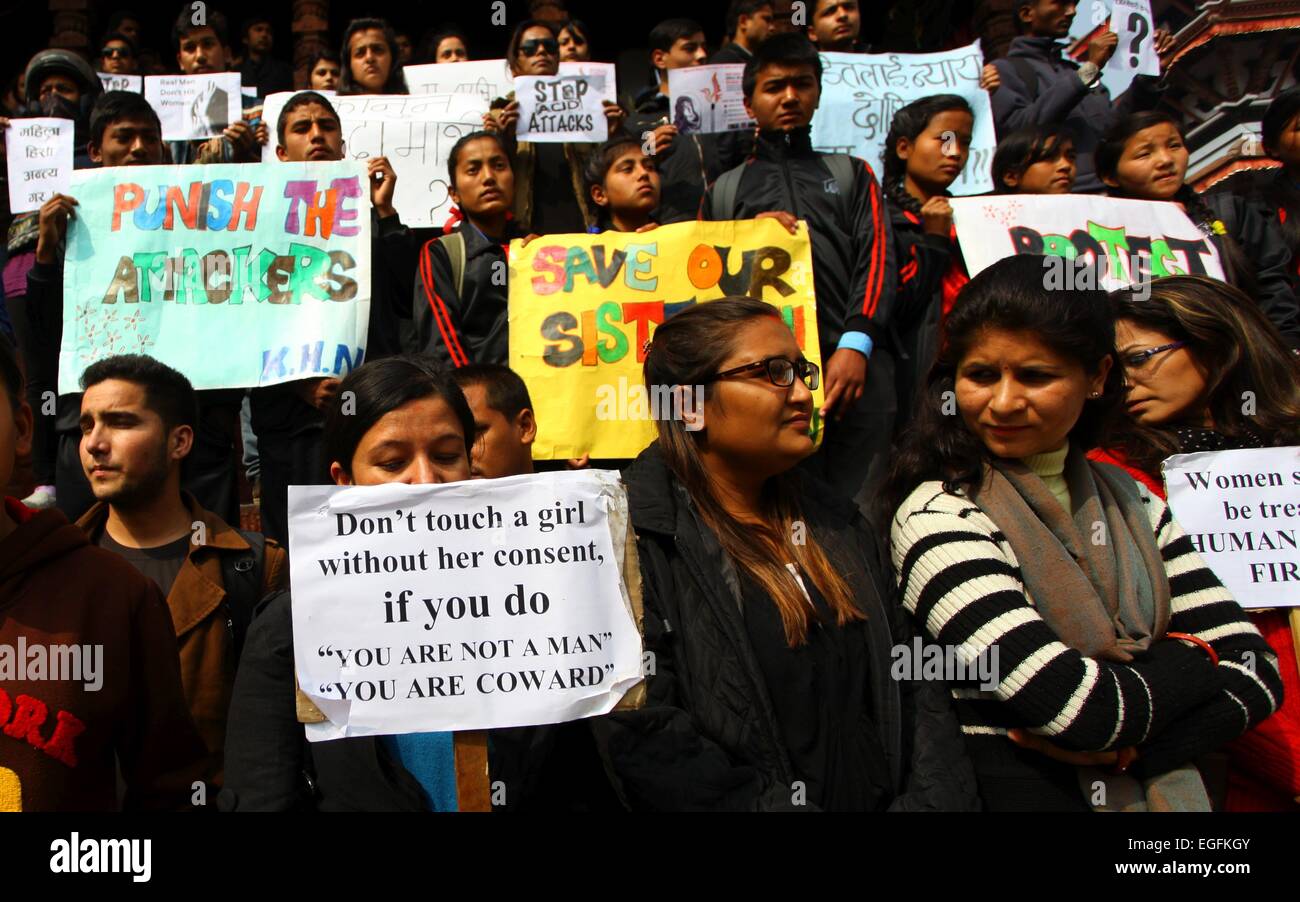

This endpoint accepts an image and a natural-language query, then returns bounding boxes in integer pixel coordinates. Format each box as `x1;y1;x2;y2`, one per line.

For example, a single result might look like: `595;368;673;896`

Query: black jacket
1201;190;1300;347
628;87;735;225
887;200;966;421
700;127;897;358
991;35;1162;193
590;444;981;811
409;219;524;368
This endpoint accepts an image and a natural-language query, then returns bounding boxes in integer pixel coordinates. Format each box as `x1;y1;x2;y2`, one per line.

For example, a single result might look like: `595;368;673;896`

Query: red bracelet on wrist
1165;631;1219;667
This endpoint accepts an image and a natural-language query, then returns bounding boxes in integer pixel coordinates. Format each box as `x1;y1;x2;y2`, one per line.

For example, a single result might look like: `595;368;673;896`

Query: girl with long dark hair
1096;111;1300;346
991;124;1077;194
884;254;1281;811
339;17;407;95
881;94;973;423
592;297;979;811
1092;276;1300;811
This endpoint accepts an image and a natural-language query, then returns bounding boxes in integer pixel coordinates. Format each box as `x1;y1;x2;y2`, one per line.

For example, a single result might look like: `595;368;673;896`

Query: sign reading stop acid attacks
287;470;643;739
58;160;372;394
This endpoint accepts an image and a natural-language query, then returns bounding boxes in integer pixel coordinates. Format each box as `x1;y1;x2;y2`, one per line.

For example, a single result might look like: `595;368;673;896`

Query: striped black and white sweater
890;480;1283;777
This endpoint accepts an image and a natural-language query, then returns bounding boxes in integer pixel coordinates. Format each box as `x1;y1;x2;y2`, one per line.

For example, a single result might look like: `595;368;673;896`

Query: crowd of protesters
0;0;1297;813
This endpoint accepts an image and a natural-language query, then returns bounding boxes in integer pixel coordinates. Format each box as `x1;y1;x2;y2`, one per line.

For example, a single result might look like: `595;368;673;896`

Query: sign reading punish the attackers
1163;447;1300;609
58;160;372;394
508;219;825;459
949;194;1225;289
287;471;644;738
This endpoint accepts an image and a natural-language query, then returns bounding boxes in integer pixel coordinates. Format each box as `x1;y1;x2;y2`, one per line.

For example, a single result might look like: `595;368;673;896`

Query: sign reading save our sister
58;161;372;394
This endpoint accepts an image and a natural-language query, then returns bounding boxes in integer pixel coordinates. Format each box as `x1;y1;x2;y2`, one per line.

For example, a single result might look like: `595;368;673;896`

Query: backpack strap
219;529;267;663
438;229;467;299
710;164;747;220
1011;57;1039;102
824;153;858;206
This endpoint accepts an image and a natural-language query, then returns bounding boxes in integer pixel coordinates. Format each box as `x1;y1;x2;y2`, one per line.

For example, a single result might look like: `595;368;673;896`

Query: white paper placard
1163;447;1300;609
403;59;513;103
288;470;643;738
5;117;74;214
144;72;242;141
667;64;753;134
515;73;608;143
558;61;617;102
98;72;143;93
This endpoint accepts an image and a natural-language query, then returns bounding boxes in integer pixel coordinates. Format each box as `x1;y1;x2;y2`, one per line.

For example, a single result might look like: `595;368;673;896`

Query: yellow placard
509;219;824;459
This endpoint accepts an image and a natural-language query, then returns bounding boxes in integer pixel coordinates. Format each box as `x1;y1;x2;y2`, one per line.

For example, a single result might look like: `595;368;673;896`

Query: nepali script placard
948;195;1225;288
509;220;825;460
261;92;487;229
403;59;513;103
811;42;995;195
288;470;644;738
59;161;372;394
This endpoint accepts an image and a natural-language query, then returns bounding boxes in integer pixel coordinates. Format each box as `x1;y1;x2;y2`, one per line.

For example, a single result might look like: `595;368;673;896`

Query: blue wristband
836;331;873;358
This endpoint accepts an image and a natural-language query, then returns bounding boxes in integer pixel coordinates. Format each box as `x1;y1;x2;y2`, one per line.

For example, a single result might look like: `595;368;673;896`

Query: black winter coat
590;444;981;811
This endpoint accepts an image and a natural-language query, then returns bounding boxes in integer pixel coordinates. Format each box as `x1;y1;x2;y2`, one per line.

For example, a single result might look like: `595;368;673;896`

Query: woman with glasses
484;19;626;235
1091;275;1300;811
884;255;1280;811
591;297;980;811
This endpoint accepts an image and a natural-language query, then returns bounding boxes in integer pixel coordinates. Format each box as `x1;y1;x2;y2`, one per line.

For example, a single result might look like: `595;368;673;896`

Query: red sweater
1089;449;1300;810
0;498;207;811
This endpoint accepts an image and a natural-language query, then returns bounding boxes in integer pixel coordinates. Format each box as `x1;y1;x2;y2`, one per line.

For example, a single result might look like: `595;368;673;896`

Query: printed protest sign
667;64;753;135
98;72;142;93
58;160;372;393
1071;0;1159;100
558;61;617;102
509;219;824;459
403;59;513;103
811;41;996;195
948;195;1225;288
287;470;644;738
515;73;607;143
4;118;73;214
261;91;487;229
145;72;243;140
1163;447;1300;609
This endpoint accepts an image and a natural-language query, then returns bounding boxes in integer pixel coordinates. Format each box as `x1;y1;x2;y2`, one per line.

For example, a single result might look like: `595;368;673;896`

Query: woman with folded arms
1092;275;1300;810
592;297;979;811
885;254;1281;811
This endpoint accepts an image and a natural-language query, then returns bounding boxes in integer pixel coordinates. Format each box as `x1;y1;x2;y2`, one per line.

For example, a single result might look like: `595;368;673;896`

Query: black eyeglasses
706;356;820;391
1121;340;1186;370
101;46;134;58
520;38;559;56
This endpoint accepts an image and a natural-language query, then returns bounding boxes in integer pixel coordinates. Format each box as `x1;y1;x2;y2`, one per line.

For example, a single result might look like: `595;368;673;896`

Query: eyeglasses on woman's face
1119;340;1186;373
520;38;559;57
706;355;820;391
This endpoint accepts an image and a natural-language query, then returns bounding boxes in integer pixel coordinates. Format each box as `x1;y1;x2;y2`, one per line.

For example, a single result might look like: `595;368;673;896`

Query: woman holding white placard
1092;275;1300;811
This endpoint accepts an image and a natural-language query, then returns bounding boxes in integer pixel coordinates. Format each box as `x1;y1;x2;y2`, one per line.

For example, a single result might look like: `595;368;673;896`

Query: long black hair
881;254;1124;518
323;355;474;477
1096;111;1255;296
881;94;972;215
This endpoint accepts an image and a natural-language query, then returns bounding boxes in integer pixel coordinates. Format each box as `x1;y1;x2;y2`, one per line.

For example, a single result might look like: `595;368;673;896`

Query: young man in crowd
412;131;525;370
99;32;139;75
170;4;266;164
629;19;734;224
451;364;537;480
806;0;868;53
25;92;240;527
586;137;661;233
991;0;1172;192
249;90;415;545
0;337;207;811
711;0;774;64
75;355;286;789
237;16;293;98
701;33;897;508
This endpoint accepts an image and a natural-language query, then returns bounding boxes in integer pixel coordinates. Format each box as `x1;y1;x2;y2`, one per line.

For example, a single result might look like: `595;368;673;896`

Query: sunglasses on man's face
520;38;559;57
101;46;134;58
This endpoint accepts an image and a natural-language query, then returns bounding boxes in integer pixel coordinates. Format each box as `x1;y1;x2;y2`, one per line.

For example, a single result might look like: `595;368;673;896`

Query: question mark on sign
1127;13;1149;68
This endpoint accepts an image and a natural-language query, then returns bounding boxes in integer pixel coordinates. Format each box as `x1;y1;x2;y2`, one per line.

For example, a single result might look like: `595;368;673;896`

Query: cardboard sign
515;74;607;143
4;118;73;214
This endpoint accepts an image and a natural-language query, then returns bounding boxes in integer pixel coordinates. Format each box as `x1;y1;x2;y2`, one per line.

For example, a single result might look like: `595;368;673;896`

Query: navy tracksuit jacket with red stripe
699;126;896;363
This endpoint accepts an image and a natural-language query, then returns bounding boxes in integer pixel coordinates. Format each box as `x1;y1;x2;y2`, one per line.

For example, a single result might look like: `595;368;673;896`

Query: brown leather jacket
77;493;287;789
